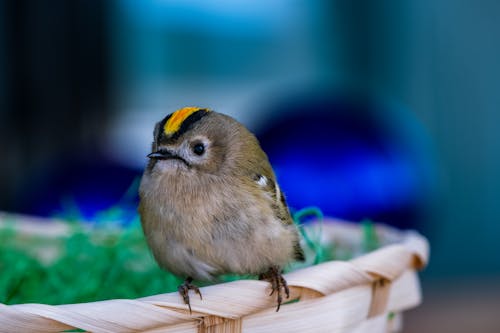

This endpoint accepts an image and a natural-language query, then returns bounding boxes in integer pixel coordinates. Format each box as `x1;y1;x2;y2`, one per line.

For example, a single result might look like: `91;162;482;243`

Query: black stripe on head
154;113;173;144
170;109;210;141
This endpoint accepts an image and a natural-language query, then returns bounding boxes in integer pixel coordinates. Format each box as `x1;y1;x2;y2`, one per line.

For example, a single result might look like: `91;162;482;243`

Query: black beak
147;149;176;160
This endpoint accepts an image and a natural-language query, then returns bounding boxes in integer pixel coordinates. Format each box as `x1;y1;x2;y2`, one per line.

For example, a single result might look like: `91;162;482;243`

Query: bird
138;106;305;313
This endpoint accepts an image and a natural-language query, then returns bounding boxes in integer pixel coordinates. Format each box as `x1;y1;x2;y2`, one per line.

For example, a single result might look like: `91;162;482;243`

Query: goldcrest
139;107;304;312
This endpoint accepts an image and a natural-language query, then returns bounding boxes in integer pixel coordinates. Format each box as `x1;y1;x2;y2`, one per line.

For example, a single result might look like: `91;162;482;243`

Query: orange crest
164;107;209;135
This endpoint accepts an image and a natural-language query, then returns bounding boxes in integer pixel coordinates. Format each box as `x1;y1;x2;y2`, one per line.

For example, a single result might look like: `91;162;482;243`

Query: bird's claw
178;277;202;314
260;266;289;312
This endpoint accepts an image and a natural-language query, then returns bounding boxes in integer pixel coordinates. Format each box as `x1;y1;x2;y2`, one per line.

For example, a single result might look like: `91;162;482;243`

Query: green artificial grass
0;217;178;305
0;204;379;305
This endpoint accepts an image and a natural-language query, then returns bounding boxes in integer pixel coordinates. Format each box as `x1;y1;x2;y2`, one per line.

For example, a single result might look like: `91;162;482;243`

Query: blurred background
1;1;499;331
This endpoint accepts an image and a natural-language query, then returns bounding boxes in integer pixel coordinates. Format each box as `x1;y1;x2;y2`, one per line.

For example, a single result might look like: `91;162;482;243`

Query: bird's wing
240;140;306;262
252;171;306;262
253;172;292;224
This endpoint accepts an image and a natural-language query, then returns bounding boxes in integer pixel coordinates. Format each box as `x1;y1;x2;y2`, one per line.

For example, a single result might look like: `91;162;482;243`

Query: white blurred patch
256;174;267;187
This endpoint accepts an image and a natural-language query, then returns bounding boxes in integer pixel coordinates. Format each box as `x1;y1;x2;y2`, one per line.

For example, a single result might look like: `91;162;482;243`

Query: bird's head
147;107;236;175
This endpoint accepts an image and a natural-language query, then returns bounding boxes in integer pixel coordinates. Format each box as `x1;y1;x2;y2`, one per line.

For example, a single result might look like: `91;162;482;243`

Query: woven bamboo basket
0;214;429;333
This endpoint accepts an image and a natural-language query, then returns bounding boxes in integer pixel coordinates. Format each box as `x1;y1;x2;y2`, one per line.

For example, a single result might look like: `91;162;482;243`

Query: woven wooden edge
0;217;429;333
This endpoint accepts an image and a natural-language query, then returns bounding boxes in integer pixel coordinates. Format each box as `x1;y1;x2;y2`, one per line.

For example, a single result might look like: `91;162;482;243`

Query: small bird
139;107;305;312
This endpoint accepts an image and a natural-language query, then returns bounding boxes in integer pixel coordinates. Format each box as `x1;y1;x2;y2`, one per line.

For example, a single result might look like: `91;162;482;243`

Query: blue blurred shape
258;93;435;229
20;157;141;223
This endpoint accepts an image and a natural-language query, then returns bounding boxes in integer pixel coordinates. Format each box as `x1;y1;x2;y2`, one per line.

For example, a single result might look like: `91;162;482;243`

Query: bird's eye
192;143;205;156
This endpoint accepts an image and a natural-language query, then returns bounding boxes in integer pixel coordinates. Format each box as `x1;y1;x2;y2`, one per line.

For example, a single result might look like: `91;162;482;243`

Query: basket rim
0;214;429;333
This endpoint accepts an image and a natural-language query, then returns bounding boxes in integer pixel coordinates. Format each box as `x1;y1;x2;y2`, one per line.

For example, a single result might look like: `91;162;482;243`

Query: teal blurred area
1;1;500;331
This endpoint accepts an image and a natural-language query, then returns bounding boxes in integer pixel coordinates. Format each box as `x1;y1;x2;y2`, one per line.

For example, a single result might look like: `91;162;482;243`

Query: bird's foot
178;277;202;314
259;266;289;312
